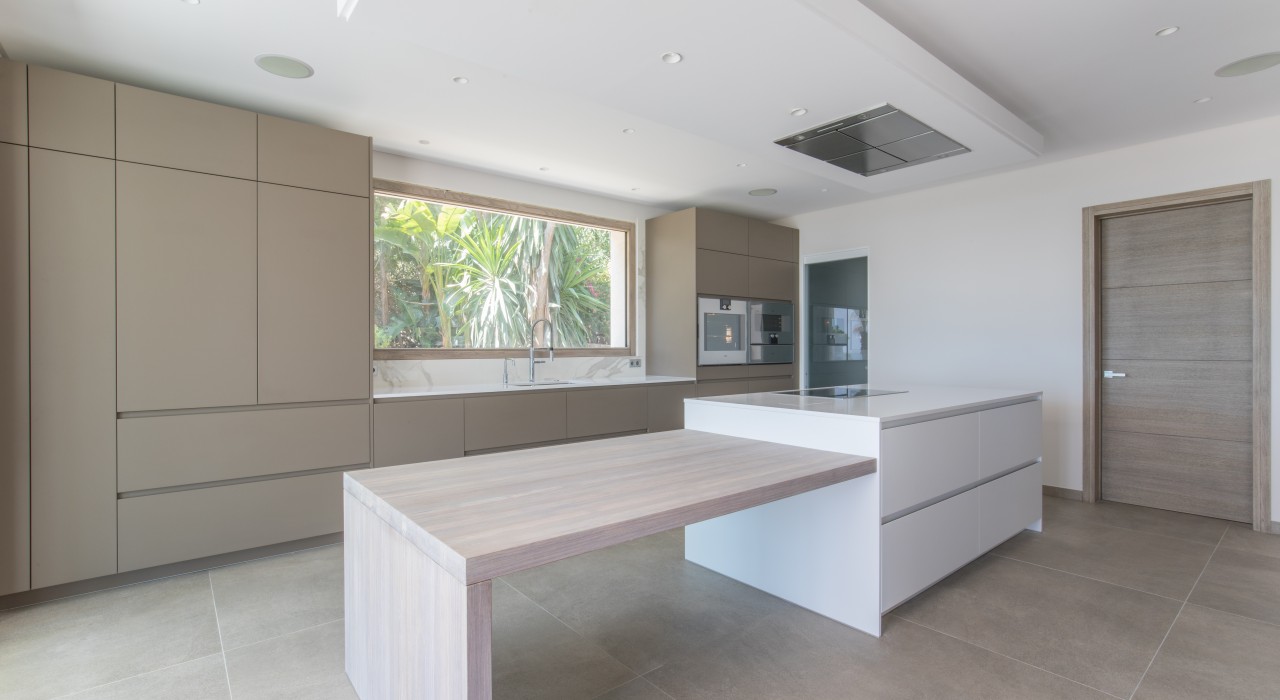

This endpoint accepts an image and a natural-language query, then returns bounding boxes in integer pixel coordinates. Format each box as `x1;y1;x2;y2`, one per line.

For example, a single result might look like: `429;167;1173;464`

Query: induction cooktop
777;386;908;399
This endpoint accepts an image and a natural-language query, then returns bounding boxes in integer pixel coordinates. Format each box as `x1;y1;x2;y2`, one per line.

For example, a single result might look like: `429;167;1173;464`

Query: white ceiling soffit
0;0;1043;217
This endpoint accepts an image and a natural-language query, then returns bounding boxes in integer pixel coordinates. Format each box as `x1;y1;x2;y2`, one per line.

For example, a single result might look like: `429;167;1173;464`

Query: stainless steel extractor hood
775;104;969;176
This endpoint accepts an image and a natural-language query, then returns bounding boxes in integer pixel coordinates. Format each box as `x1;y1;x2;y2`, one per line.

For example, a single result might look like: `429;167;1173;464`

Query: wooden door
1099;200;1254;522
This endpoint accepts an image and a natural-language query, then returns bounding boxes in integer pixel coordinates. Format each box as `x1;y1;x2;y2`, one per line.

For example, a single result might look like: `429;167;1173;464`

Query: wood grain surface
1102;430;1252;523
345;429;875;584
1100;360;1251;442
1102;280;1252;361
1100;200;1251;289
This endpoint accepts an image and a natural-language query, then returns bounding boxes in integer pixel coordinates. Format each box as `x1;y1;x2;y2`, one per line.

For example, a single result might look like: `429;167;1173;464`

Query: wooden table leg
344;492;493;699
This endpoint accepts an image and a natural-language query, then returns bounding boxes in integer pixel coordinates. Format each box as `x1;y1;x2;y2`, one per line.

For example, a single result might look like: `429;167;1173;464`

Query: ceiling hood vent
775;104;969;176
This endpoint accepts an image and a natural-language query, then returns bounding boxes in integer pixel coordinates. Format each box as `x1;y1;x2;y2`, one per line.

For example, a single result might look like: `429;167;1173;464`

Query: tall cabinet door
117;163;258;411
29;149;117;588
258;184;370;404
0;142;29;595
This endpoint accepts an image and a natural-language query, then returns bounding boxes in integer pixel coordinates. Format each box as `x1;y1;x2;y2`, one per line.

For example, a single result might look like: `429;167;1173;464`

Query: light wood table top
344;429;875;584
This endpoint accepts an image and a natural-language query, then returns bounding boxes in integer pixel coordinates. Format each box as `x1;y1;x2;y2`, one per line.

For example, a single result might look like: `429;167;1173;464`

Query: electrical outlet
629;358;642;368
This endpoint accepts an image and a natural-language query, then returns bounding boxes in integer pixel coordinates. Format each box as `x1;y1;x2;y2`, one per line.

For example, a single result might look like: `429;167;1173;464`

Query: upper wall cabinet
27;66;114;159
747;219;799;263
694;209;749;255
258;115;370;197
117;163;258;412
258;184;370;404
0;60;26;145
116;85;256;180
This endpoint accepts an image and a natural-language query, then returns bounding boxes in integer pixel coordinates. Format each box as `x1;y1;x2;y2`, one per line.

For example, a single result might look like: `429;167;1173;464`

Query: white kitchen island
683;384;1043;637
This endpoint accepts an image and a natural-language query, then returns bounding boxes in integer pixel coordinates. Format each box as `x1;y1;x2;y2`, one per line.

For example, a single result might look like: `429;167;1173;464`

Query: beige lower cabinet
748;376;796;393
117;162;258;412
647;383;696;432
464;393;567;452
118;471;344;572
567;387;648;438
373;399;464;468
29;149;117;589
118;404;370;493
0;142;28;595
696;380;751;398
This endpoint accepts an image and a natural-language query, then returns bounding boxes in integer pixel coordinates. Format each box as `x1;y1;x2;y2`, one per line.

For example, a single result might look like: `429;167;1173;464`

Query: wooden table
343;429;876;700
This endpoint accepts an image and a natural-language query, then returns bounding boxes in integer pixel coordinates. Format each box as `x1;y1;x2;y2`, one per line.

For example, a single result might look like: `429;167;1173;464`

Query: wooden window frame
1082;180;1271;531
371;178;637;360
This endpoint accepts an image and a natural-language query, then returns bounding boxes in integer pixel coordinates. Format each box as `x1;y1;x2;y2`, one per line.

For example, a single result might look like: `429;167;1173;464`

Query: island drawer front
118;471;344;572
567;386;648;438
979;463;1043;551
881;487;981;612
880;412;980;515
979;401;1042;479
118;404;370;493
464;392;567;451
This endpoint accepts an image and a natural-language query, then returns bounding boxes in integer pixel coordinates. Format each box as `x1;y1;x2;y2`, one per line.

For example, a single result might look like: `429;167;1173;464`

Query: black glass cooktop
778;386;908;399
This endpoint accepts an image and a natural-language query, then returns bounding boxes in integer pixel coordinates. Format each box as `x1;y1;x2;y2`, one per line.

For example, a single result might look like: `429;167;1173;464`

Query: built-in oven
748;299;795;365
697;296;748;366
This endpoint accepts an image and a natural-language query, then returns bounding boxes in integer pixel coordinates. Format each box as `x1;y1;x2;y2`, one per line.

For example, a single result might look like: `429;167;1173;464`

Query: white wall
782;115;1280;517
371;151;672;389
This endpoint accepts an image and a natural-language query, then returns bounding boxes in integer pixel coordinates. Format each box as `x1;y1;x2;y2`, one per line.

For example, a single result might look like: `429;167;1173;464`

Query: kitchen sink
505;379;579;387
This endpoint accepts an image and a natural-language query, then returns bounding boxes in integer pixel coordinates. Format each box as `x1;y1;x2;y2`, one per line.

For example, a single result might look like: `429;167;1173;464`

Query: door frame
1082;180;1272;531
800;247;869;389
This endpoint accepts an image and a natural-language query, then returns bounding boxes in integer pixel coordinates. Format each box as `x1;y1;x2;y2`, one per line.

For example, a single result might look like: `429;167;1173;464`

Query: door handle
1103;370;1126;378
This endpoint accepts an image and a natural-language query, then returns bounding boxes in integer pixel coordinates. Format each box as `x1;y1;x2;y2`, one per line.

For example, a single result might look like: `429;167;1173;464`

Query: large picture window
373;180;632;356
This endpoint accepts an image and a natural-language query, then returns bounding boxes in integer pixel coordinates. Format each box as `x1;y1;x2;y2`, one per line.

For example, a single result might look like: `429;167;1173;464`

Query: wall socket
629;358;642;368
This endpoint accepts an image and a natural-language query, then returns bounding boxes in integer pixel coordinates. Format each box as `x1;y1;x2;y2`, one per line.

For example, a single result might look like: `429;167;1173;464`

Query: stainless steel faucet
528;318;555;382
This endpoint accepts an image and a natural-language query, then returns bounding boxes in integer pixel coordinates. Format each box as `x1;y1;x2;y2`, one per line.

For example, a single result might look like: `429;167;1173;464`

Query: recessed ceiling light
418;139;431;145
748;188;778;197
661;52;683;64
254;54;314;79
539;166;551;171
736;163;748;168
821;188;829;193
1193;97;1212;104
180;0;201;5
790;108;808;117
1154;26;1179;37
630;187;640;191
452;76;469;84
622;128;635;134
1215;52;1280;78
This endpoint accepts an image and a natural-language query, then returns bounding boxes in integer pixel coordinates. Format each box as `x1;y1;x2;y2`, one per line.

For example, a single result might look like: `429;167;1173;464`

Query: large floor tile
1188;547;1280;625
593;677;672;700
493;580;636;700
209;544;343;650
503;530;788;675
62;653;230;700
1046;496;1229;545
893;555;1180;698
1217;524;1280;560
993;513;1214;599
223;620;355;700
0;573;221;700
1135;604;1280;700
646;606;1111;700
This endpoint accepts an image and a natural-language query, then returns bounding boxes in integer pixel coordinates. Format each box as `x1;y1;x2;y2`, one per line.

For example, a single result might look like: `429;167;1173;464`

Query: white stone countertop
373;375;695;402
688;384;1041;427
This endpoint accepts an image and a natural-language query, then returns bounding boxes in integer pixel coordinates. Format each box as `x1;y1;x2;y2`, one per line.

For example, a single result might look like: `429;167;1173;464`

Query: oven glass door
698;297;748;365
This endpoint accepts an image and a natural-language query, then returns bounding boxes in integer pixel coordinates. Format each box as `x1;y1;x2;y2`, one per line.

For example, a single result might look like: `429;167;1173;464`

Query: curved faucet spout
528;318;556;382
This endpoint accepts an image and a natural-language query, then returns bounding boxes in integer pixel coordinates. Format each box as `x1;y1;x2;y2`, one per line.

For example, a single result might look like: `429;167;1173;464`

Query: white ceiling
1;1;1276;219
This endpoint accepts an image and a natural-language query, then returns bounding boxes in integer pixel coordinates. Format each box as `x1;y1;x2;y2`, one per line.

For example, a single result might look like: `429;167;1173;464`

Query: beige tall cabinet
0;58;374;597
646;208;799;398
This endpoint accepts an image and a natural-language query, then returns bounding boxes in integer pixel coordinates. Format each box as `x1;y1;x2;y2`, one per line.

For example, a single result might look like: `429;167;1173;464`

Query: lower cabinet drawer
881;488;981;612
464;392;566;451
118;404;370;492
647;383;695;433
567;387;647;438
748;376;795;393
880;412;980;516
979;462;1042;551
117;471;344;572
373;399;464;467
696;379;751;398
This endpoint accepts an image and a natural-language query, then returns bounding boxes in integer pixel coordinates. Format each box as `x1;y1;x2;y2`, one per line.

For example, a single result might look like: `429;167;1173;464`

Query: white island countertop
690;384;1041;428
374;374;694;402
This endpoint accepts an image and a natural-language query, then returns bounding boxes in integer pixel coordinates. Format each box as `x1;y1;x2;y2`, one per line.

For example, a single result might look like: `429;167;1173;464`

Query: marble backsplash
372;355;643;393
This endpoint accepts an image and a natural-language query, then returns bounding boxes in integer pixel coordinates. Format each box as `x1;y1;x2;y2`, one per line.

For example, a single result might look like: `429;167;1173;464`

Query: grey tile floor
3;496;1280;699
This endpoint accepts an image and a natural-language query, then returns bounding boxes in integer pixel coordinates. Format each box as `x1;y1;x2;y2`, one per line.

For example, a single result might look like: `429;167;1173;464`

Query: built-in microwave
748;299;795;365
697;296;748;366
